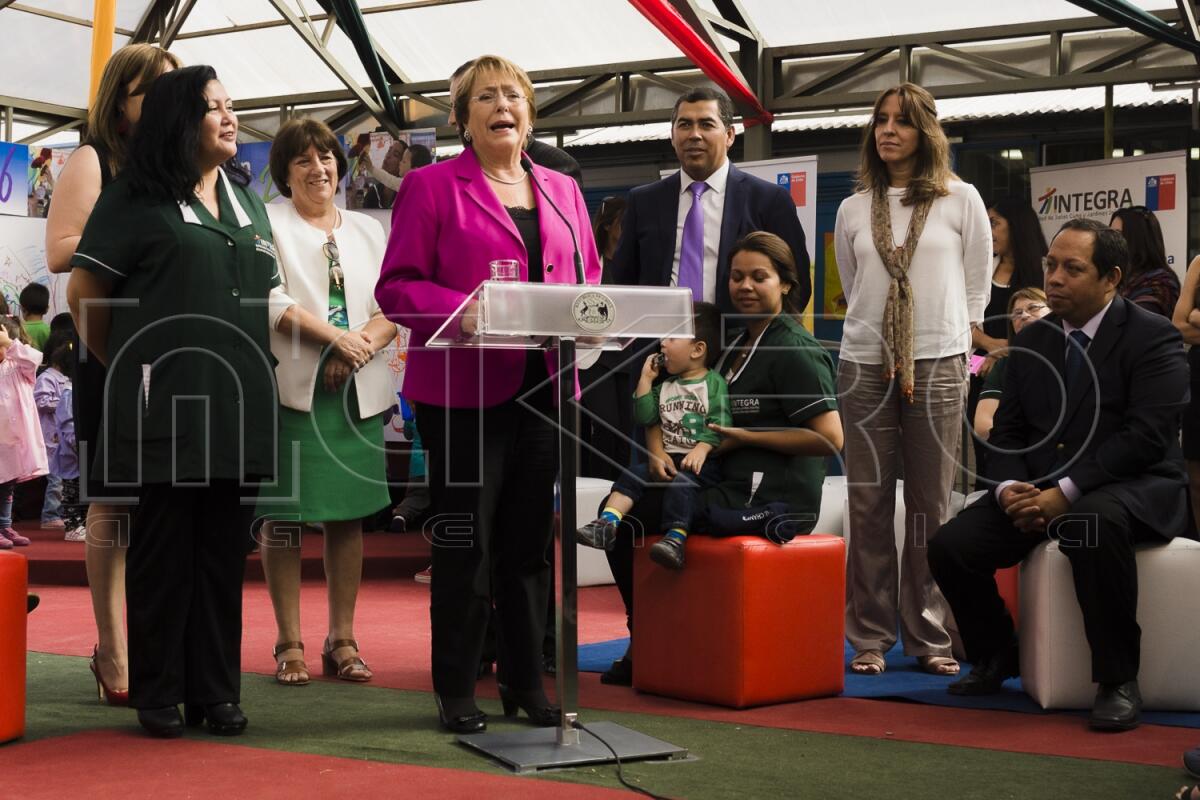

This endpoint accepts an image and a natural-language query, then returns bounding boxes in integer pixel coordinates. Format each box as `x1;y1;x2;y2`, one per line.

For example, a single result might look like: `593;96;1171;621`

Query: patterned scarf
870;190;933;402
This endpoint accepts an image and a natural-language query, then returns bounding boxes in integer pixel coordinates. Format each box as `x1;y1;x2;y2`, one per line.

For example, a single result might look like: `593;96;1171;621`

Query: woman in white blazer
258;118;398;687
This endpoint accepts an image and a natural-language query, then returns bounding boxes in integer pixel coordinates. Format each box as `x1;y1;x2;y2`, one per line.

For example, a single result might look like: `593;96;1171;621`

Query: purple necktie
678;181;708;301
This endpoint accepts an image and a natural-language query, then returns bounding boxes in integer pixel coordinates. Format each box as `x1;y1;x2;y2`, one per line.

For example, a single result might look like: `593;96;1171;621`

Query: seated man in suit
609;86;810;314
928;217;1189;732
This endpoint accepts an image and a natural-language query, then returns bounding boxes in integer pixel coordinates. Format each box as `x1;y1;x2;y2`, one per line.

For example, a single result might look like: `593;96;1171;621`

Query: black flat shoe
184;702;248;736
436;695;487;734
947;643;1018;696
1090;681;1141;732
600;655;633;686
497;684;560;727
137;706;183;739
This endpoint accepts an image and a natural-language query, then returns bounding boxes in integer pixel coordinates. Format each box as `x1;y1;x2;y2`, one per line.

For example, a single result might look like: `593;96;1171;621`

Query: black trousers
604;487;666;642
126;481;253;709
416;400;557;698
928;489;1155;685
578;357;634;482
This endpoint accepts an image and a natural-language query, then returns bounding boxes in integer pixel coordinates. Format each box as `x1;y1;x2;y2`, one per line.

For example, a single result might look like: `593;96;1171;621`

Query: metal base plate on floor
457;721;688;774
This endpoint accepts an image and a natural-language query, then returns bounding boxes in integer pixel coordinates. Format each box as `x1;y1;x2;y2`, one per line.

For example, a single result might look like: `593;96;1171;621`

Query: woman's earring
463;130;473;144
526;127;534;145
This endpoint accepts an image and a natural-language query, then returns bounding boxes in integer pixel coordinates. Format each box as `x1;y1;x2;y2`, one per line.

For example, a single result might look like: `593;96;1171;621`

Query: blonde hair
452;55;537;147
1006;286;1049;337
855;83;954;206
87;44;182;175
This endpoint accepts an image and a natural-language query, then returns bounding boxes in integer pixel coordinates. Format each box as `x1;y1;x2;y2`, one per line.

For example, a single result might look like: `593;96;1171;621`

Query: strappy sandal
322;637;373;682
273;641;310;686
917;655;961;676
850;650;886;675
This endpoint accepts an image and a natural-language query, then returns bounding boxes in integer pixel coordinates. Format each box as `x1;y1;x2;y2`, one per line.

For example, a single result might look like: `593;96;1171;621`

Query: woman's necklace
483;170;527;186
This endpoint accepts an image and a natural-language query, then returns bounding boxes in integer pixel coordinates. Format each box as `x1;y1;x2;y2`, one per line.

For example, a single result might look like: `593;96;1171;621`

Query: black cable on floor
572;721;675;800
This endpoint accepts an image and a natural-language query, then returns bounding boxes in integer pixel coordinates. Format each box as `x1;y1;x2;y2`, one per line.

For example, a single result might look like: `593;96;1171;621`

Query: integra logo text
1037;186;1134;216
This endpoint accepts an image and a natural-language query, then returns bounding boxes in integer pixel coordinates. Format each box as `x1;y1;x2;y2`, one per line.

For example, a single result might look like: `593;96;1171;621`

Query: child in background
53;385;86;541
0;315;46;547
576;302;730;570
18;283;51;351
34;331;74;531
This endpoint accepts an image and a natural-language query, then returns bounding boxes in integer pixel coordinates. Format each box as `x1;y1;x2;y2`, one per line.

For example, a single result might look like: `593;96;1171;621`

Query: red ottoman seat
632;534;845;709
0;552;27;743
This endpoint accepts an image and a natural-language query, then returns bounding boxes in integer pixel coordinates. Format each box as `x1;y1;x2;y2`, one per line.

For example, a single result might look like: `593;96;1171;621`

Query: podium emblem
571;290;615;332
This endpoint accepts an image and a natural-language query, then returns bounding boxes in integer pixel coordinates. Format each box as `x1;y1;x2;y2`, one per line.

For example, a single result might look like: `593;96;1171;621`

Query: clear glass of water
489;259;519;282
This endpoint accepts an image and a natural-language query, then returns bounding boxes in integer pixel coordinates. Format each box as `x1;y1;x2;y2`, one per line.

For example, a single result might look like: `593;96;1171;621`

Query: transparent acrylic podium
428;280;694;773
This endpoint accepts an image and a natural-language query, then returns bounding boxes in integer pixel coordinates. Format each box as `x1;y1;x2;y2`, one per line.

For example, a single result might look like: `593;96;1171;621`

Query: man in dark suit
928;217;1189;732
609;86;810;314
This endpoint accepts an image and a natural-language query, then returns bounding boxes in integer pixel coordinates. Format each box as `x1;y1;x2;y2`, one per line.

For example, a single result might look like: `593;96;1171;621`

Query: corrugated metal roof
549;83;1195;148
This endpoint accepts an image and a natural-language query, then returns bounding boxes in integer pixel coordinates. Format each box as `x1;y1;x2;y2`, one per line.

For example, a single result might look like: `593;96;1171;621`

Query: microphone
521;156;585;286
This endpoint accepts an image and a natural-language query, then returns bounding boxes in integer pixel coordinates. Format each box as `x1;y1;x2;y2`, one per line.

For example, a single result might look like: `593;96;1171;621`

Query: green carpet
17;653;1195;799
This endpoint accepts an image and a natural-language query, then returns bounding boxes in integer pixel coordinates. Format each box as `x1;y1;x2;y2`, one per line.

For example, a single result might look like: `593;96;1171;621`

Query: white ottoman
575;477;616;587
1020;536;1200;710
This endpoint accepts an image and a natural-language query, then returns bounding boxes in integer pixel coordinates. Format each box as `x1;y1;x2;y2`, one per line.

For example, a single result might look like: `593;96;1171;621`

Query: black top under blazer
986;295;1190;539
608;163;811;316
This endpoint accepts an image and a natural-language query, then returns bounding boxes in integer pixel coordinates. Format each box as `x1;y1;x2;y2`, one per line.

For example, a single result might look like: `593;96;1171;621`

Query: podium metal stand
428;281;694;773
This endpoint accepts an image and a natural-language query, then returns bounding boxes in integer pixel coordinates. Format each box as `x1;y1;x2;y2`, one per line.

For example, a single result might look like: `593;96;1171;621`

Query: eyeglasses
1011;303;1047;320
323;238;344;292
470;90;527;106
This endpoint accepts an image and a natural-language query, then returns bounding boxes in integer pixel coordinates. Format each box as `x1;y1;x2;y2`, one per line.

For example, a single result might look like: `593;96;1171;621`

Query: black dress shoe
497;684;560;727
1090;681;1142;732
184;702;248;736
600;655;633;686
137;706;184;738
542;653;556;675
1184;744;1200;778
947;643;1019;696
436;695;487;734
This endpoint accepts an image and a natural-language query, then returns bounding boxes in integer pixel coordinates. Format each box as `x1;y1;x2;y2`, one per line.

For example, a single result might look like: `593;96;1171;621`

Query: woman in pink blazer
375;55;601;734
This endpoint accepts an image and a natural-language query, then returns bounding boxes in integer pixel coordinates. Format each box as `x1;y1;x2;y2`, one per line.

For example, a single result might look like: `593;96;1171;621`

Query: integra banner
1030;150;1188;279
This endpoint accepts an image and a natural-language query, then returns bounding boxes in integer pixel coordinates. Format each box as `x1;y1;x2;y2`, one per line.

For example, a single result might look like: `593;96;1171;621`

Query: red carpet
26;579;1198;770
1;730;630;799
13;522;431;585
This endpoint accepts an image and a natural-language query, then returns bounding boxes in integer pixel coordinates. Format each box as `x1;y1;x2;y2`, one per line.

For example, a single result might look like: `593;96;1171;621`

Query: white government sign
1030;150;1189;279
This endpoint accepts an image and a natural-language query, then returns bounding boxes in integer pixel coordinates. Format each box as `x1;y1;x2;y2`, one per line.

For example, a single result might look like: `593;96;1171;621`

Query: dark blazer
609;163;811;315
987;296;1189;538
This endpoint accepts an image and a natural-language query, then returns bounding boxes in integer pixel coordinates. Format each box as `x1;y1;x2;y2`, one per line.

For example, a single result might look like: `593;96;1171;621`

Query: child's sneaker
649;533;686;570
41;519;65;531
576;518;618;550
64;526;87;542
414;565;432;584
0;534;11;550
0;527;30;546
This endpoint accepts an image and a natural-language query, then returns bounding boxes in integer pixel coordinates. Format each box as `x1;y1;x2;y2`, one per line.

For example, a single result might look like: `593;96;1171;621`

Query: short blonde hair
855;82;954;206
452;55;537;147
87;44;182;176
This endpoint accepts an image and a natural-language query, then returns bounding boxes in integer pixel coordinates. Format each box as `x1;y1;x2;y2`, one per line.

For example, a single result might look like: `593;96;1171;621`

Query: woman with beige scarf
834;83;992;677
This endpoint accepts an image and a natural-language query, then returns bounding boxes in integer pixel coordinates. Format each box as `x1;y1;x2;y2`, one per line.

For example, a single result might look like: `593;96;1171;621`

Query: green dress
255;239;390;523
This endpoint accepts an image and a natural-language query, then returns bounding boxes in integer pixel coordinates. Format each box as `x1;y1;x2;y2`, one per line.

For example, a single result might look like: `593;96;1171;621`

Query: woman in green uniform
599;231;844;685
702;231;844;529
256;118;396;687
67;65;279;738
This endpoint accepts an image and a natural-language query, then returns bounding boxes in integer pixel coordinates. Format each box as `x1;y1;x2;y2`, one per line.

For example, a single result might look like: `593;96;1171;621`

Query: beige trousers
839;356;967;657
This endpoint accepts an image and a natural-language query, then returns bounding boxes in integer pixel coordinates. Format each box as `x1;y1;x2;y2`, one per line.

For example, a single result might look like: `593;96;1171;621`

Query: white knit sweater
834;180;992;365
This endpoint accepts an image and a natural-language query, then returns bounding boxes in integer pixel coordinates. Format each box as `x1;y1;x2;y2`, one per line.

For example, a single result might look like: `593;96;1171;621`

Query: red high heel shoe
89;645;130;707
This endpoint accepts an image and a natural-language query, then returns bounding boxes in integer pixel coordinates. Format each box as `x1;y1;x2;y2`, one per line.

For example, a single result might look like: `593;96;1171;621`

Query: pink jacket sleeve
4;341;42;384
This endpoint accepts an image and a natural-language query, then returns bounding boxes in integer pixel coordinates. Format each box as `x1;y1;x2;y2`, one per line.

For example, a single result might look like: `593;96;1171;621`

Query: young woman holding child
593;231;842;685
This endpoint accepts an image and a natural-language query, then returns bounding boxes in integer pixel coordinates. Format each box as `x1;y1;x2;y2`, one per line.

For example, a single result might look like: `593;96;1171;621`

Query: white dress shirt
670;158;731;304
994;298;1114;504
